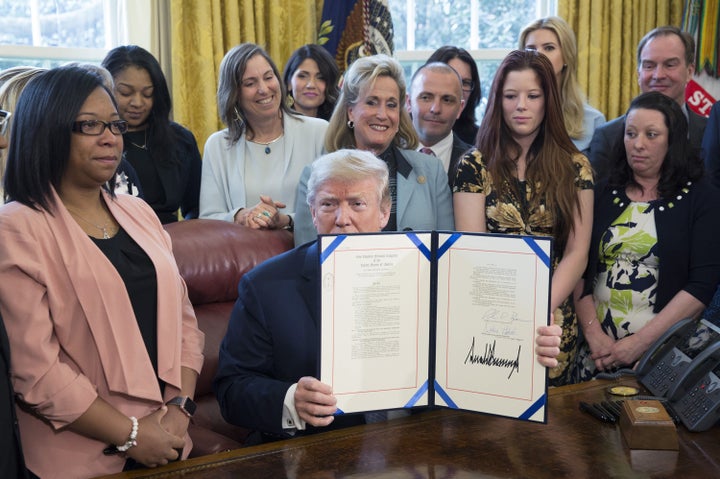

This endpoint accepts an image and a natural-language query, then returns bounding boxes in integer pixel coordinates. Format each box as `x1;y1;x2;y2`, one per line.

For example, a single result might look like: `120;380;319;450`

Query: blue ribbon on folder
522;237;550;268
320;235;346;264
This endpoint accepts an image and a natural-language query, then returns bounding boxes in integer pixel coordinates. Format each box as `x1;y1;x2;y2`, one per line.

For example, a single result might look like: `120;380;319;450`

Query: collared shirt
418;132;454;173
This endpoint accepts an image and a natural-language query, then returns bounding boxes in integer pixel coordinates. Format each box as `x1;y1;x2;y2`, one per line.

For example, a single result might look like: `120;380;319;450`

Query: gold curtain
169;0;324;153
559;0;684;121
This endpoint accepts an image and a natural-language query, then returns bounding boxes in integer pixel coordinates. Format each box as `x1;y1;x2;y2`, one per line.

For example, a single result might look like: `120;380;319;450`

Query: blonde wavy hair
325;54;418;152
519;16;586;140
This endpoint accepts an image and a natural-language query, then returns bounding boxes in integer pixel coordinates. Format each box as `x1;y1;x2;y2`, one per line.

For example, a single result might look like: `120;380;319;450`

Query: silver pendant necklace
249;133;284;154
129;129;147;150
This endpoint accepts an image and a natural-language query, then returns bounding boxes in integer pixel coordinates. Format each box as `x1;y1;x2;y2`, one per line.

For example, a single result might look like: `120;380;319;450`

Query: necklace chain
248;132;284;155
129;129;147;150
65;206;113;239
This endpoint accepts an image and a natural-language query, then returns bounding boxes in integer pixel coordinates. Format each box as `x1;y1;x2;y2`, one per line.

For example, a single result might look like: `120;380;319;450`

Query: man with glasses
406;63;472;188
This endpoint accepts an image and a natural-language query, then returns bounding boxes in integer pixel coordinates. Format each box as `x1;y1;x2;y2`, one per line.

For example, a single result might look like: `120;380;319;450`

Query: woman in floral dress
453;50;593;386
574;91;720;380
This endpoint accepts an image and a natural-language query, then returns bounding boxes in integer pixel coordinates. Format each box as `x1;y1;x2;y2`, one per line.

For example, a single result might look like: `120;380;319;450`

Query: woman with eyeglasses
0;66;204;478
102;45;202;224
427;46;483;145
0;65;143;202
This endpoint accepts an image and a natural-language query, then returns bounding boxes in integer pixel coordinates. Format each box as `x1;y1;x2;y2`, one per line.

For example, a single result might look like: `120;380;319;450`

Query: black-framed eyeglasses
72;120;128;136
461;80;474;93
0;109;11;136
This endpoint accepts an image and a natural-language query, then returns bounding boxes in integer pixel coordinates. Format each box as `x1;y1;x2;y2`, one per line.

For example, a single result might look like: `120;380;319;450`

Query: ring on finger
262;211;271;218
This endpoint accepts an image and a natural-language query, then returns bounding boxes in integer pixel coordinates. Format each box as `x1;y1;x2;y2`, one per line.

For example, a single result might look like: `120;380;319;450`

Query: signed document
319;231;551;423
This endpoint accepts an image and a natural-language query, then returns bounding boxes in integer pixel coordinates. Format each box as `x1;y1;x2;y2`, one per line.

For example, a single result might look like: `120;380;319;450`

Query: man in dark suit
702;101;720;188
214;149;563;443
587;26;707;180
406;62;472;188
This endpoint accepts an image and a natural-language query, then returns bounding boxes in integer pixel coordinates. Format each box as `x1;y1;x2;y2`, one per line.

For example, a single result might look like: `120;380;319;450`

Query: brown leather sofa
164;218;294;457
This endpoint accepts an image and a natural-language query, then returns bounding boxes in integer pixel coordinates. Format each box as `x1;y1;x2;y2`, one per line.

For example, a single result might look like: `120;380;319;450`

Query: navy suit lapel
300;242;321;328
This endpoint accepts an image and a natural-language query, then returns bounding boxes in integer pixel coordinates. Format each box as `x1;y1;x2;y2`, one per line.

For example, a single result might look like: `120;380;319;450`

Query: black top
123;122;202;224
0;315;28;479
91;228;160;381
452;120;479;146
378;147;399;231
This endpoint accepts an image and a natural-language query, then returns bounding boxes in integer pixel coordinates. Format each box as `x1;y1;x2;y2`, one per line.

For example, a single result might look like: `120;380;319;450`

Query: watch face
184;398;197;416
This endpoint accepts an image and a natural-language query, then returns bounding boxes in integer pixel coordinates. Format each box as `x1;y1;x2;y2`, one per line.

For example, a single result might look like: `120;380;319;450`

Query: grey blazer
293;147;455;245
587;104;707;181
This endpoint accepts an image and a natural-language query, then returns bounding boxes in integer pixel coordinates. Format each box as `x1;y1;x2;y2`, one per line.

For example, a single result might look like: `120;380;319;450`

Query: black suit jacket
1;315;28;478
702;101;720;188
214;242;364;440
588;104;707;181
448;134;473;189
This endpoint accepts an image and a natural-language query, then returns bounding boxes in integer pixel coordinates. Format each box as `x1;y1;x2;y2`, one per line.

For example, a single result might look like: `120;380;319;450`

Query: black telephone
635;317;720;397
635;317;720;432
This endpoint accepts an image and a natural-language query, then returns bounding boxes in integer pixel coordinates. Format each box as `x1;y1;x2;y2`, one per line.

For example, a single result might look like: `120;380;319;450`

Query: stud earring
347;120;354;129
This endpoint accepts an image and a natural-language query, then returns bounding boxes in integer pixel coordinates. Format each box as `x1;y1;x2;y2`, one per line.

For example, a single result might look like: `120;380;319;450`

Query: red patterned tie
420;147;436;156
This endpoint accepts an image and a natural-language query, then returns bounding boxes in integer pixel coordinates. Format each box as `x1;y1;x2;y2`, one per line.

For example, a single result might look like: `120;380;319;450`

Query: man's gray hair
306;149;390;208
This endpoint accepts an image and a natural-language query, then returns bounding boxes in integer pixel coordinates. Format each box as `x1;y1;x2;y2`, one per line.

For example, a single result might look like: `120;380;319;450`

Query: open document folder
319;231;552;423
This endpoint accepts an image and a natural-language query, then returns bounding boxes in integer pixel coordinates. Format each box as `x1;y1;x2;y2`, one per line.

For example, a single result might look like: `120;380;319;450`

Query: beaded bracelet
116;416;138;452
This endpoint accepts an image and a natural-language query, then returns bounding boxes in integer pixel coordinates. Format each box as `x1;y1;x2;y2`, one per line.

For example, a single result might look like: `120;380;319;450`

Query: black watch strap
166;396;197;418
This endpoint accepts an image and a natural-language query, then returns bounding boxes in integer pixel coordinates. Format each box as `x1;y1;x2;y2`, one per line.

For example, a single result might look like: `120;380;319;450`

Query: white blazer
200;114;328;222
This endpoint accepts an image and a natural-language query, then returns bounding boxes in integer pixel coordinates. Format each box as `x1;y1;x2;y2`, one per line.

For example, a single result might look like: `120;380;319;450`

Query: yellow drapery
169;0;324;152
558;0;684;121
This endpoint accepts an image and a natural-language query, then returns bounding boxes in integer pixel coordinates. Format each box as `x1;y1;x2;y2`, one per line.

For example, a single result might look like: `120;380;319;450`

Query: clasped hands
585;327;646;372
125;405;189;468
235;195;288;230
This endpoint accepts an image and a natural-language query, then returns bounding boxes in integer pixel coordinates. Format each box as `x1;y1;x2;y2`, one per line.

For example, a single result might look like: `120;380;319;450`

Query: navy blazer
588;105;707;181
702;102;720;188
214;242;363;439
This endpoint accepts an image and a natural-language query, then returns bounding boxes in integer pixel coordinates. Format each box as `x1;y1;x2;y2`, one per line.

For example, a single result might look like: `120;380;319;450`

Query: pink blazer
0;190;204;479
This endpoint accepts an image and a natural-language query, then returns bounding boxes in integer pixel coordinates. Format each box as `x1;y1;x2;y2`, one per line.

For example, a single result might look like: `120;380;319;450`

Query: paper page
434;232;550;423
319;232;432;414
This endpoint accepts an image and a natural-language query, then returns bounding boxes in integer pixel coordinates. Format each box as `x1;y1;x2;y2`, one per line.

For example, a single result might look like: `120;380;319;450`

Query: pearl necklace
249;132;284;154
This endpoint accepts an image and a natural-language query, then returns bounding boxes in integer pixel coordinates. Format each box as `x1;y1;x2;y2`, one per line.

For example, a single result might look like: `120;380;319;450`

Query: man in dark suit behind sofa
587;26;707;181
214;149;563;443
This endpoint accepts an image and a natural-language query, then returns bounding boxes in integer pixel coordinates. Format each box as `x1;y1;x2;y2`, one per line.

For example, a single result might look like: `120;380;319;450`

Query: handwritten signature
464;337;521;379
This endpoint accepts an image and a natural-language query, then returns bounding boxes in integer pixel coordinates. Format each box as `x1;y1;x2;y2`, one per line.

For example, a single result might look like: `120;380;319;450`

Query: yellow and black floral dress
453;149;594;386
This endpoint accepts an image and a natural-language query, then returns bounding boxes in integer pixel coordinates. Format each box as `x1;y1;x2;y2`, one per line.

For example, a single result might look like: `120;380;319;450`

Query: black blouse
91;228;160;377
123;122;202;224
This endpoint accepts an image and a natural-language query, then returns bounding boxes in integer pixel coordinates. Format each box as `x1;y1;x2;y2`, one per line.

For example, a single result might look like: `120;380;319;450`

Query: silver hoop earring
233;106;245;126
347;120;354;129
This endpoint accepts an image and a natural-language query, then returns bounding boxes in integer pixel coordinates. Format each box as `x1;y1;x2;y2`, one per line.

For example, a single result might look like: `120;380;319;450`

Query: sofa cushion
165;219;294;304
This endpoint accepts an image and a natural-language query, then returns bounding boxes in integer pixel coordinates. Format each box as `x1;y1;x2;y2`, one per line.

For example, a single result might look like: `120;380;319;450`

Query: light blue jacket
293;148;454;246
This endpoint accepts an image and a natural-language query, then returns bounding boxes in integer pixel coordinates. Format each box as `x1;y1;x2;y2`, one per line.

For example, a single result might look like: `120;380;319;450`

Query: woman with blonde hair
453;50;594;386
520;16;605;151
293;54;453;245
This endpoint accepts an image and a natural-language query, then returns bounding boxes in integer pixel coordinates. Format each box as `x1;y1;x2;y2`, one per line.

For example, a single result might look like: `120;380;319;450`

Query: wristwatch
166;396;197;418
